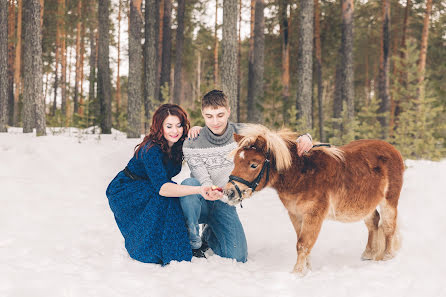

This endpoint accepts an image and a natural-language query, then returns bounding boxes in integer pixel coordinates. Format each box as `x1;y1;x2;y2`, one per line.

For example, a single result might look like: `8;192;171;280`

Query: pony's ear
233;133;244;143
253;136;267;151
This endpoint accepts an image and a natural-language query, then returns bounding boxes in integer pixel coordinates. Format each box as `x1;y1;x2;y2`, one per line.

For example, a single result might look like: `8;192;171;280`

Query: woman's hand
188;126;202;139
297;133;313;156
200;186;223;201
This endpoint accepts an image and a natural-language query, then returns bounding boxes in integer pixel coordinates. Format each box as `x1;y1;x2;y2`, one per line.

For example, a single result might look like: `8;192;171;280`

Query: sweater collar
202;123;234;145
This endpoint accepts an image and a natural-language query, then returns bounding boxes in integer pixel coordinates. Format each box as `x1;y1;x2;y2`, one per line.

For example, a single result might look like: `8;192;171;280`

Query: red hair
135;104;190;162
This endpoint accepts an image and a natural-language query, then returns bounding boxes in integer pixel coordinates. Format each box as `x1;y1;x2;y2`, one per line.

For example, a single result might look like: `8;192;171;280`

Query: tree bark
279;0;290;123
247;0;263;123
173;0;185;104
236;0;241;121
74;0;83;114
116;0;122;113
296;0;313;129
0;0;8;132
159;0;172;101
378;0;390;139
214;0;219;86
22;0;46;135
97;0;112;134
341;0;354;121
128;0;143;138
418;0;432;100
144;0;159;132
7;0;15;126
221;0;238;122
314;0;324;141
13;0;22;125
246;0;255;121
60;0;67;118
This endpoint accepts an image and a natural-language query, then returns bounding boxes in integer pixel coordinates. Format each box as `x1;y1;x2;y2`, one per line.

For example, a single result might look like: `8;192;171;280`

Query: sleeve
183;148;213;187
140;145;175;194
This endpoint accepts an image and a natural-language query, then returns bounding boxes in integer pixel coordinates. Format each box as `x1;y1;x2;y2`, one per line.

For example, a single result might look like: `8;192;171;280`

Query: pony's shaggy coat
226;125;404;275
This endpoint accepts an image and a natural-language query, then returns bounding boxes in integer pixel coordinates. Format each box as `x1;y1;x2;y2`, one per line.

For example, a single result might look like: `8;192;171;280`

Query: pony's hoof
361;250;375;261
382;252;396;261
292;264;310;277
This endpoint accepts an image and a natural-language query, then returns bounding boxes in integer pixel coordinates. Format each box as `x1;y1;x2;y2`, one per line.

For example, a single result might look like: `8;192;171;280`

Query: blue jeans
180;178;248;262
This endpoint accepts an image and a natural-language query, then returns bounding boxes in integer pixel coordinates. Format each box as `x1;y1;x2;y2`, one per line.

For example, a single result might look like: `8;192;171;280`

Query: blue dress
106;143;192;265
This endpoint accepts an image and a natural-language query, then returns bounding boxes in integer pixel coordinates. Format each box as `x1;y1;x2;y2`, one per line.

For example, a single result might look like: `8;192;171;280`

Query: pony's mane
236;124;345;171
238;125;294;171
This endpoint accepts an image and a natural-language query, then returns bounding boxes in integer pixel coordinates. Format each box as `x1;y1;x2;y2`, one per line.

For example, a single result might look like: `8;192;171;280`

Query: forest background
0;0;445;160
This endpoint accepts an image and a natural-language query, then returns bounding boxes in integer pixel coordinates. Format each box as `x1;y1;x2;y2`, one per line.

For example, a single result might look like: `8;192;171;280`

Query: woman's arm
159;183;221;200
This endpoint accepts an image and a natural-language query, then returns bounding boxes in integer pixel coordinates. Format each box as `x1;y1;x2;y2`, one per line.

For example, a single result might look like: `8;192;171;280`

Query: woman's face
163;115;184;147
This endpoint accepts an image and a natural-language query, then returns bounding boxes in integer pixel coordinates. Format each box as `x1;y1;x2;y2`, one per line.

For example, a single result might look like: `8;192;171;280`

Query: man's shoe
200;241;209;253
192;248;206;258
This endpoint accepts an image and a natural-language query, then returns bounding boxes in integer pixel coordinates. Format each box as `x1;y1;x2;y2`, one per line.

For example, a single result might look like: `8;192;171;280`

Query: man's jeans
180;178;248;262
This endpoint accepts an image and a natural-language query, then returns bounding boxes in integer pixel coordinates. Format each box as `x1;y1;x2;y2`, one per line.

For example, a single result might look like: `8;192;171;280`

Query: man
180;90;312;262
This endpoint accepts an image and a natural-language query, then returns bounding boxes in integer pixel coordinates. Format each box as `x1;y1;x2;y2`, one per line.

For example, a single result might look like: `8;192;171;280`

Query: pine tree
0;0;8;132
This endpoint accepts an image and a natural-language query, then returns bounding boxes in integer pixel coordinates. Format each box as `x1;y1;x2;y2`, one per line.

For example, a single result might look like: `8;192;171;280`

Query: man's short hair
202;90;229;110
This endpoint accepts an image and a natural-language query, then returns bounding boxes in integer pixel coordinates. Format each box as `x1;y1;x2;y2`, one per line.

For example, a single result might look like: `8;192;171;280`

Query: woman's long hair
134;104;190;163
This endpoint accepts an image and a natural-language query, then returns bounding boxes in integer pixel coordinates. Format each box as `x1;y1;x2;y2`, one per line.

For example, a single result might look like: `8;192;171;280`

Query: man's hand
297;134;313;157
200;185;223;201
188;126;202;139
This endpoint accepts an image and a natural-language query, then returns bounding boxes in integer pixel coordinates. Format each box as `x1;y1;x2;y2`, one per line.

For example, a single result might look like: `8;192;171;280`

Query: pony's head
225;124;295;205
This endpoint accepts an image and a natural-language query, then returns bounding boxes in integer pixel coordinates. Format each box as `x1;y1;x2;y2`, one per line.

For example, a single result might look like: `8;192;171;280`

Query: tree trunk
378;0;390;139
159;0;172;101
173;0;185;104
296;0;313;129
79;10;86;116
247;0;263;123
418;0;432;100
314;0;324;141
22;0;46;135
236;0;241;121
74;0;82;114
221;0;238;122
196;49;201;99
144;0;159;132
60;0;67;118
0;0;8;132
97;0;112;134
128;0;143;138
246;0;255;121
214;0;219;86
116;0;122;113
341;0;354;121
13;0;22;125
279;0;290;123
7;0;15;126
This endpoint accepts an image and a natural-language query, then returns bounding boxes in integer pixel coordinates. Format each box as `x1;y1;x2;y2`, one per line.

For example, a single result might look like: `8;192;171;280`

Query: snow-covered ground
1;128;445;297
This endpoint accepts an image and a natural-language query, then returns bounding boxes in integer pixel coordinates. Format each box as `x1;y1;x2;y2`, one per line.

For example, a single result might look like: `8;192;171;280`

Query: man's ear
233;133;243;143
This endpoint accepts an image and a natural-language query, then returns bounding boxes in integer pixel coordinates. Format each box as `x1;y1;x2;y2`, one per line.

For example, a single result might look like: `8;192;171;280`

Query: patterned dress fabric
106;143;192;265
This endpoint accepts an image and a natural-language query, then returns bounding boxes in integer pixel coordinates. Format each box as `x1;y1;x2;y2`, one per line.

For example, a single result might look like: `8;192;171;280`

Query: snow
1;128;445;297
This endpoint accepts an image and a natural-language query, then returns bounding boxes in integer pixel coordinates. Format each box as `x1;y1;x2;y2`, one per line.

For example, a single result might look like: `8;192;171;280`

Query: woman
106;104;222;265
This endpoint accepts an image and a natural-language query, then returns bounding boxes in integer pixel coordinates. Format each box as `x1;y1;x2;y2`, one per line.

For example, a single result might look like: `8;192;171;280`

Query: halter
228;150;271;203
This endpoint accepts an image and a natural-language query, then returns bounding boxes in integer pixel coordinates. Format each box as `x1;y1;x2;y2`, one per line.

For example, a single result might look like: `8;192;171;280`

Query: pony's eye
250;164;258;169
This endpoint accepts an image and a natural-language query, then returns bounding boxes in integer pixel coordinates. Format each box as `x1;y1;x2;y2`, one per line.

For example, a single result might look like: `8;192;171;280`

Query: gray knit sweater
183;122;245;188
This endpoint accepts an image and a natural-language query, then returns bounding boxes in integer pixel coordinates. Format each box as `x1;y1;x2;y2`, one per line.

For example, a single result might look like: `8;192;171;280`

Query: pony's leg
376;199;398;260
291;213;324;276
361;209;382;260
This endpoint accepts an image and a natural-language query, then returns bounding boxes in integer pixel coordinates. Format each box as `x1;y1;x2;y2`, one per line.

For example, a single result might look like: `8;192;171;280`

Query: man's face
202;106;231;136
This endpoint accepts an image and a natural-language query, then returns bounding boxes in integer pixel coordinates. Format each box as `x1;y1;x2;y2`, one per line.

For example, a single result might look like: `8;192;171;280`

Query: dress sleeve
140;145;175;195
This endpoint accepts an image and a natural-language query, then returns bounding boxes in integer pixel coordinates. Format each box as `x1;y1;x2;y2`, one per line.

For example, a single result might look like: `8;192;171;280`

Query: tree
246;0;254;122
144;0;159;131
98;0;112;134
173;0;185;104
279;0;290;123
0;0;8;132
74;0;83;114
116;0;122;113
128;0;143;138
159;0;172;101
378;0;390;139
214;0;219;86
418;0;432;100
22;0;46;135
221;0;238;122
7;0;15;126
13;0;22;125
296;0;313;130
314;0;324;141
247;0;263;123
341;0;354;123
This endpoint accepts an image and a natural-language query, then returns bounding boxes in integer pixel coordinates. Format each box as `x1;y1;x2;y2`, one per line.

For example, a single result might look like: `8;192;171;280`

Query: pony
225;124;404;276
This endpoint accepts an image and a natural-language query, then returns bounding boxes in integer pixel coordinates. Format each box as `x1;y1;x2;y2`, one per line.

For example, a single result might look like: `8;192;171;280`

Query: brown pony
225;124;404;276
